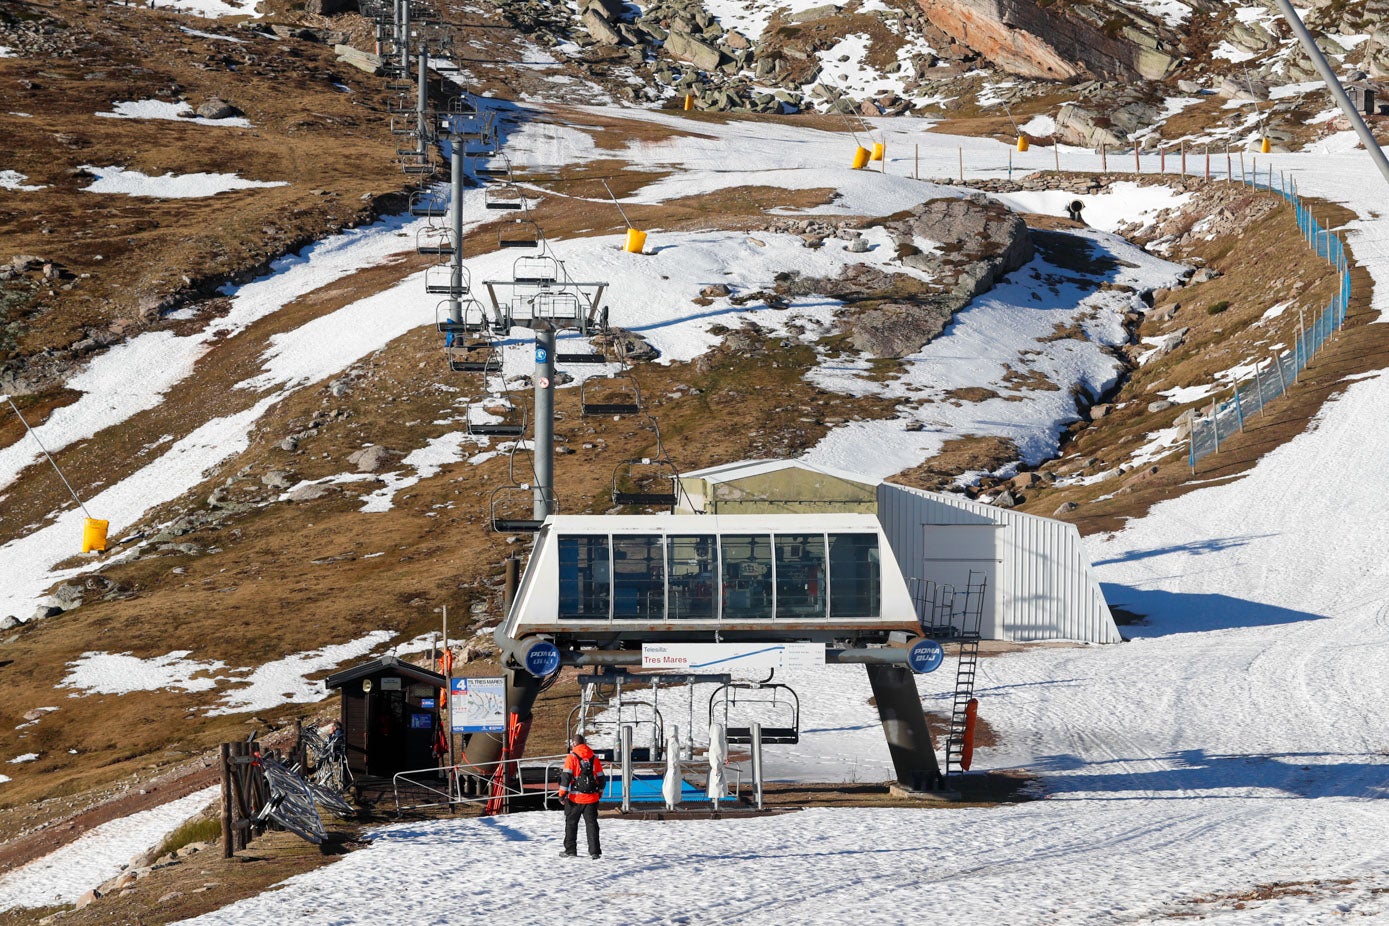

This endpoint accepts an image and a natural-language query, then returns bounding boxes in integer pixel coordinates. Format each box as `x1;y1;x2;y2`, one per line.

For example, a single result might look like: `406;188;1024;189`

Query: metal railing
1187;171;1352;470
391;749;748;816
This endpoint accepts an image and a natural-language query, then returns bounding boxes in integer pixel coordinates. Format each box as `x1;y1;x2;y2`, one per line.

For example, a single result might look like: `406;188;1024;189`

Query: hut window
828;533;880;618
775;534;827;619
612;535;665;620
667;535;717;619
721;534;772;619
558;535;611;620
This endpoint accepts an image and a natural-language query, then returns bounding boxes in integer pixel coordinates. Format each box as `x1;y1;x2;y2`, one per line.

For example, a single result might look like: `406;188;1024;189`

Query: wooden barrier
220;739;267;858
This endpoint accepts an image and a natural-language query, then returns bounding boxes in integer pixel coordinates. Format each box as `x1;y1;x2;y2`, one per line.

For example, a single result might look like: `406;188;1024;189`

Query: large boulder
665;31;722;71
582;8;623;45
914;0;1176;81
334;44;383;76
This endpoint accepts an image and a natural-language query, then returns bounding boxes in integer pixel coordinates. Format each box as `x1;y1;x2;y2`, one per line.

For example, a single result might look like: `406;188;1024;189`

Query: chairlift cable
4;395;94;519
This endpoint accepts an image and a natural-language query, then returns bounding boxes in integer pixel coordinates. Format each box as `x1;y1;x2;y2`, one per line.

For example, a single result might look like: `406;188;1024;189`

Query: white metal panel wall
876;483;1121;643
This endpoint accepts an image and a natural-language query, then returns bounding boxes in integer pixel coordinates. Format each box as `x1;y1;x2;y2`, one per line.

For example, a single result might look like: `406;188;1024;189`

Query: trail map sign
449;677;506;733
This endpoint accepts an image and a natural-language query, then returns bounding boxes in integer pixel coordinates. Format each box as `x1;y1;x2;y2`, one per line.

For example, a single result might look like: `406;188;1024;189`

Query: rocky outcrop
839;197;1033;357
914;0;1176;81
333;43;382;76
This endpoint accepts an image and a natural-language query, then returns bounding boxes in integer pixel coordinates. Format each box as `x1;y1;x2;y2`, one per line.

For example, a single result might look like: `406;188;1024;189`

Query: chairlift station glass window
504;514;914;643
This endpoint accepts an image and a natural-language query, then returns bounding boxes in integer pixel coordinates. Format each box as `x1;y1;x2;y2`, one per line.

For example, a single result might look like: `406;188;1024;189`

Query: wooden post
881;142;886;174
958;146;963;182
1225;144;1231;182
1242;151;1249;185
914;143;918;180
1134;146;1140;175
228;742;246;850
220;743;234;859
1053;142;1060;173
1160;147;1166;173
1181;141;1187;175
1205;145;1210;180
1101;143;1107;174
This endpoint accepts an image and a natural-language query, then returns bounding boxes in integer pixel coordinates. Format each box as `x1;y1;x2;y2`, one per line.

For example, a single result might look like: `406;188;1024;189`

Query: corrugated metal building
876;482;1120;644
670;460;1119;644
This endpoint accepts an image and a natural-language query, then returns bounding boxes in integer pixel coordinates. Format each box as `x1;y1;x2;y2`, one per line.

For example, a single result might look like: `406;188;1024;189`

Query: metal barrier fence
1186;172;1352;470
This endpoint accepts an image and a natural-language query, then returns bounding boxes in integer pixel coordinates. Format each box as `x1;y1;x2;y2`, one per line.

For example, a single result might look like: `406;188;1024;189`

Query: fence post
1160;146;1166;173
1273;351;1288;395
1252;363;1263;413
1205;145;1210;180
958;146;963;182
1210;399;1221;453
1054;142;1060;173
1008;146;1013;180
1181;141;1187;175
1101;143;1107;174
1134;146;1140;175
1296;308;1306;380
1189;433;1197;474
1233;386;1244;431
915;143;919;180
220;743;233;859
1242;151;1249;185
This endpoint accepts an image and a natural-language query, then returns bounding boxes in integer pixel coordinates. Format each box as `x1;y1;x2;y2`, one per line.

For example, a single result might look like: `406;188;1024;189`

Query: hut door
919;524;1000;637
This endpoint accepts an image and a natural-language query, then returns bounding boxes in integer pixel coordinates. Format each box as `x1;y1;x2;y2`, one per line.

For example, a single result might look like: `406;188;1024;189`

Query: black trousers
563;799;601;856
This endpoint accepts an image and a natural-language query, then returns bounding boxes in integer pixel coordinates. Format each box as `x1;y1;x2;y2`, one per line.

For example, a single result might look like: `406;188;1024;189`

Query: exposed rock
915;0;1175;81
582;8;623;45
194;98;242;120
993;490;1018;508
1053;501;1079;516
1147;400;1173;414
304;0;354;13
334;43;383;76
51;582;83;609
582;0;625;20
347;445;397;473
790;4;839;22
75;889;100;910
665;31;722;71
261;470;296;490
700;283;731;298
0;615;21;631
287;483;331;502
1090;403;1112;420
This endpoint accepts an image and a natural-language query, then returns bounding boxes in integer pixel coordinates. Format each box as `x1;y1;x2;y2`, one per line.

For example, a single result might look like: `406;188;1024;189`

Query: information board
449;677;506;733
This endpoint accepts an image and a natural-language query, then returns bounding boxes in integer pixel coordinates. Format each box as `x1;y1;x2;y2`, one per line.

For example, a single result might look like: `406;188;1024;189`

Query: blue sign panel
907;639;944;674
535;346;548;364
523;640;561;678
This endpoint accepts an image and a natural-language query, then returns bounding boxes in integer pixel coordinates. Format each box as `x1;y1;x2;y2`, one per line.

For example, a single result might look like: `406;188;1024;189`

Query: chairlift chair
484;183;525;211
498;218;542;250
512;254;559;285
611;457;679;508
448;342;501;374
474;153;513;180
424;264;470;296
400;157;436;177
709;680;801;745
554;340;608;365
580;375;641;417
389;113;418;136
468;399;525;437
435;298;489;336
447;94;478;116
533;291;582;327
409;190;450;218
415;227;455;258
488;443;553;533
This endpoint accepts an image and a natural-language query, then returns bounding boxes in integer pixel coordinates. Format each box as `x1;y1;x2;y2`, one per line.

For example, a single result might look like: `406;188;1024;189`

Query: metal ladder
944;572;987;777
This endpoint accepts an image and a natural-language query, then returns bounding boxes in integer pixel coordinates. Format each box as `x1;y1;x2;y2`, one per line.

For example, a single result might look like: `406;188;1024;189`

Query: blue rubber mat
600;774;735;803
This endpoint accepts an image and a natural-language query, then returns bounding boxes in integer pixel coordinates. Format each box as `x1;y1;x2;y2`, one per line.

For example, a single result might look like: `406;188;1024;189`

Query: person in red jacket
558;734;604;858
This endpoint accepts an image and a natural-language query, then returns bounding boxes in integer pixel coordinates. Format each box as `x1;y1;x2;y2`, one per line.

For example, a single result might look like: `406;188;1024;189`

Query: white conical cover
707;722;727;800
662;732;683;808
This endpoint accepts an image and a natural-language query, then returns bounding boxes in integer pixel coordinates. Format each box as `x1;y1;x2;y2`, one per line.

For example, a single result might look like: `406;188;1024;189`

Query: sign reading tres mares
641;642;826;672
